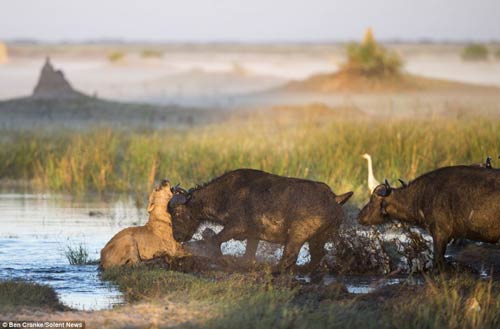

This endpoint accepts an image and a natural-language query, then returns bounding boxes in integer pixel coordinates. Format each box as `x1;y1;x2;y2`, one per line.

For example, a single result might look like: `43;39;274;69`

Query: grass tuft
64;243;97;265
0;280;65;310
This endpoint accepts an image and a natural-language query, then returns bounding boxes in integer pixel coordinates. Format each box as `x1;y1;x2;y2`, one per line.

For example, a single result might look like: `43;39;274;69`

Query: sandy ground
0;298;215;329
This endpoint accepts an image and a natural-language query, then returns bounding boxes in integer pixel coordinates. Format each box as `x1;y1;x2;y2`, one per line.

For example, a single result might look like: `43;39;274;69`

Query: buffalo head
358;179;393;225
168;187;199;242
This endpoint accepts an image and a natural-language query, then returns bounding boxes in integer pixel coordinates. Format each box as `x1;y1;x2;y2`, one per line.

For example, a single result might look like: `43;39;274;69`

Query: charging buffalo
168;169;353;272
358;165;500;270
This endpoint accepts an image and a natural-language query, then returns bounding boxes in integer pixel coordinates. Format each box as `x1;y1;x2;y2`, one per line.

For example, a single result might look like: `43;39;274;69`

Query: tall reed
1;115;498;204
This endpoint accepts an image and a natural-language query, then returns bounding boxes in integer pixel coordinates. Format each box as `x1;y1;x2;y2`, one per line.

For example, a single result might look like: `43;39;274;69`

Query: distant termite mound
32;57;87;100
0;57;215;129
0;42;8;64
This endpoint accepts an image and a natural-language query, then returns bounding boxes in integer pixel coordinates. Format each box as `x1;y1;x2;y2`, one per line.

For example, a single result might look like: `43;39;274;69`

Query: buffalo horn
398;179;408;188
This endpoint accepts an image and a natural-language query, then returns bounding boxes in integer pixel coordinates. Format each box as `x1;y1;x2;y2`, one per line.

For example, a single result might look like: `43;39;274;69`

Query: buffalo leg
280;228;315;273
280;239;304;273
432;231;450;271
212;224;245;255
306;235;327;272
244;238;259;260
279;221;328;273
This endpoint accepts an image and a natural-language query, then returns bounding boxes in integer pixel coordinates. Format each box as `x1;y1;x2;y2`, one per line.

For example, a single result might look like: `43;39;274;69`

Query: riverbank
2;267;500;328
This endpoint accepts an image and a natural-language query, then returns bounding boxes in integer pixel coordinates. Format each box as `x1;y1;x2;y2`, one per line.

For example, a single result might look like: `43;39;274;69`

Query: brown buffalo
169;169;353;273
358;166;500;270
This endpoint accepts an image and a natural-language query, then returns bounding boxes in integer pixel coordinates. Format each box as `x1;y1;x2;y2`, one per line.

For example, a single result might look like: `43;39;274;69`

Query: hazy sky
1;0;499;42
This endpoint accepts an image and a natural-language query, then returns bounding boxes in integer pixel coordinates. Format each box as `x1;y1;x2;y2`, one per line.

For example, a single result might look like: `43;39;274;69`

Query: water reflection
325;275;424;294
0;193;145;310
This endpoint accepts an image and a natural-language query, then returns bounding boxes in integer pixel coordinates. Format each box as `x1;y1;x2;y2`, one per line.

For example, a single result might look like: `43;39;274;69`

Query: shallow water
0;193;145;310
325;275;424;294
0;193;431;311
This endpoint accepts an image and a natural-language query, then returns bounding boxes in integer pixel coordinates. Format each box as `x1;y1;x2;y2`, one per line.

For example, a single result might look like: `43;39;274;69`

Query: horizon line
3;37;500;46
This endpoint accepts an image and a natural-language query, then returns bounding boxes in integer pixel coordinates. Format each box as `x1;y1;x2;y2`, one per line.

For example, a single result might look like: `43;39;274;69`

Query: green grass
101;265;500;328
461;44;489;61
0;280;65;310
101;266;276;303
64;243;97;265
0;115;498;205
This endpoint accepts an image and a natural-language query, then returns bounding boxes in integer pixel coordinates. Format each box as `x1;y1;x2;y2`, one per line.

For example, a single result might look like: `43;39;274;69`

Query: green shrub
342;28;403;77
461;44;489;61
108;51;125;62
141;49;163;58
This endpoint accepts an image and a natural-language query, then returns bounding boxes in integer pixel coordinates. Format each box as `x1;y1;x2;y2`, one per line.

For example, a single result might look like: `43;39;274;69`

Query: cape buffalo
358;166;500;270
168;169;353;272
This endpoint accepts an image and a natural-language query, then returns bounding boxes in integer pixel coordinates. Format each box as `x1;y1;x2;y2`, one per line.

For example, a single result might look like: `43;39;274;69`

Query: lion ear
147;192;155;213
147;203;155;213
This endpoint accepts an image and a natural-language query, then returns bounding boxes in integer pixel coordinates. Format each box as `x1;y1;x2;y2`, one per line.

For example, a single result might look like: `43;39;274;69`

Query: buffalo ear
374;184;391;197
335;191;354;205
169;194;188;207
171;183;180;193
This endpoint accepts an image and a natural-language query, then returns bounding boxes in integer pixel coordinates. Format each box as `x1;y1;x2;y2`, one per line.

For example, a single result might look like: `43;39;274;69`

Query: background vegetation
141;49;163;58
0;113;497;205
461;44;489;61
107;51;126;62
342;28;403;77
